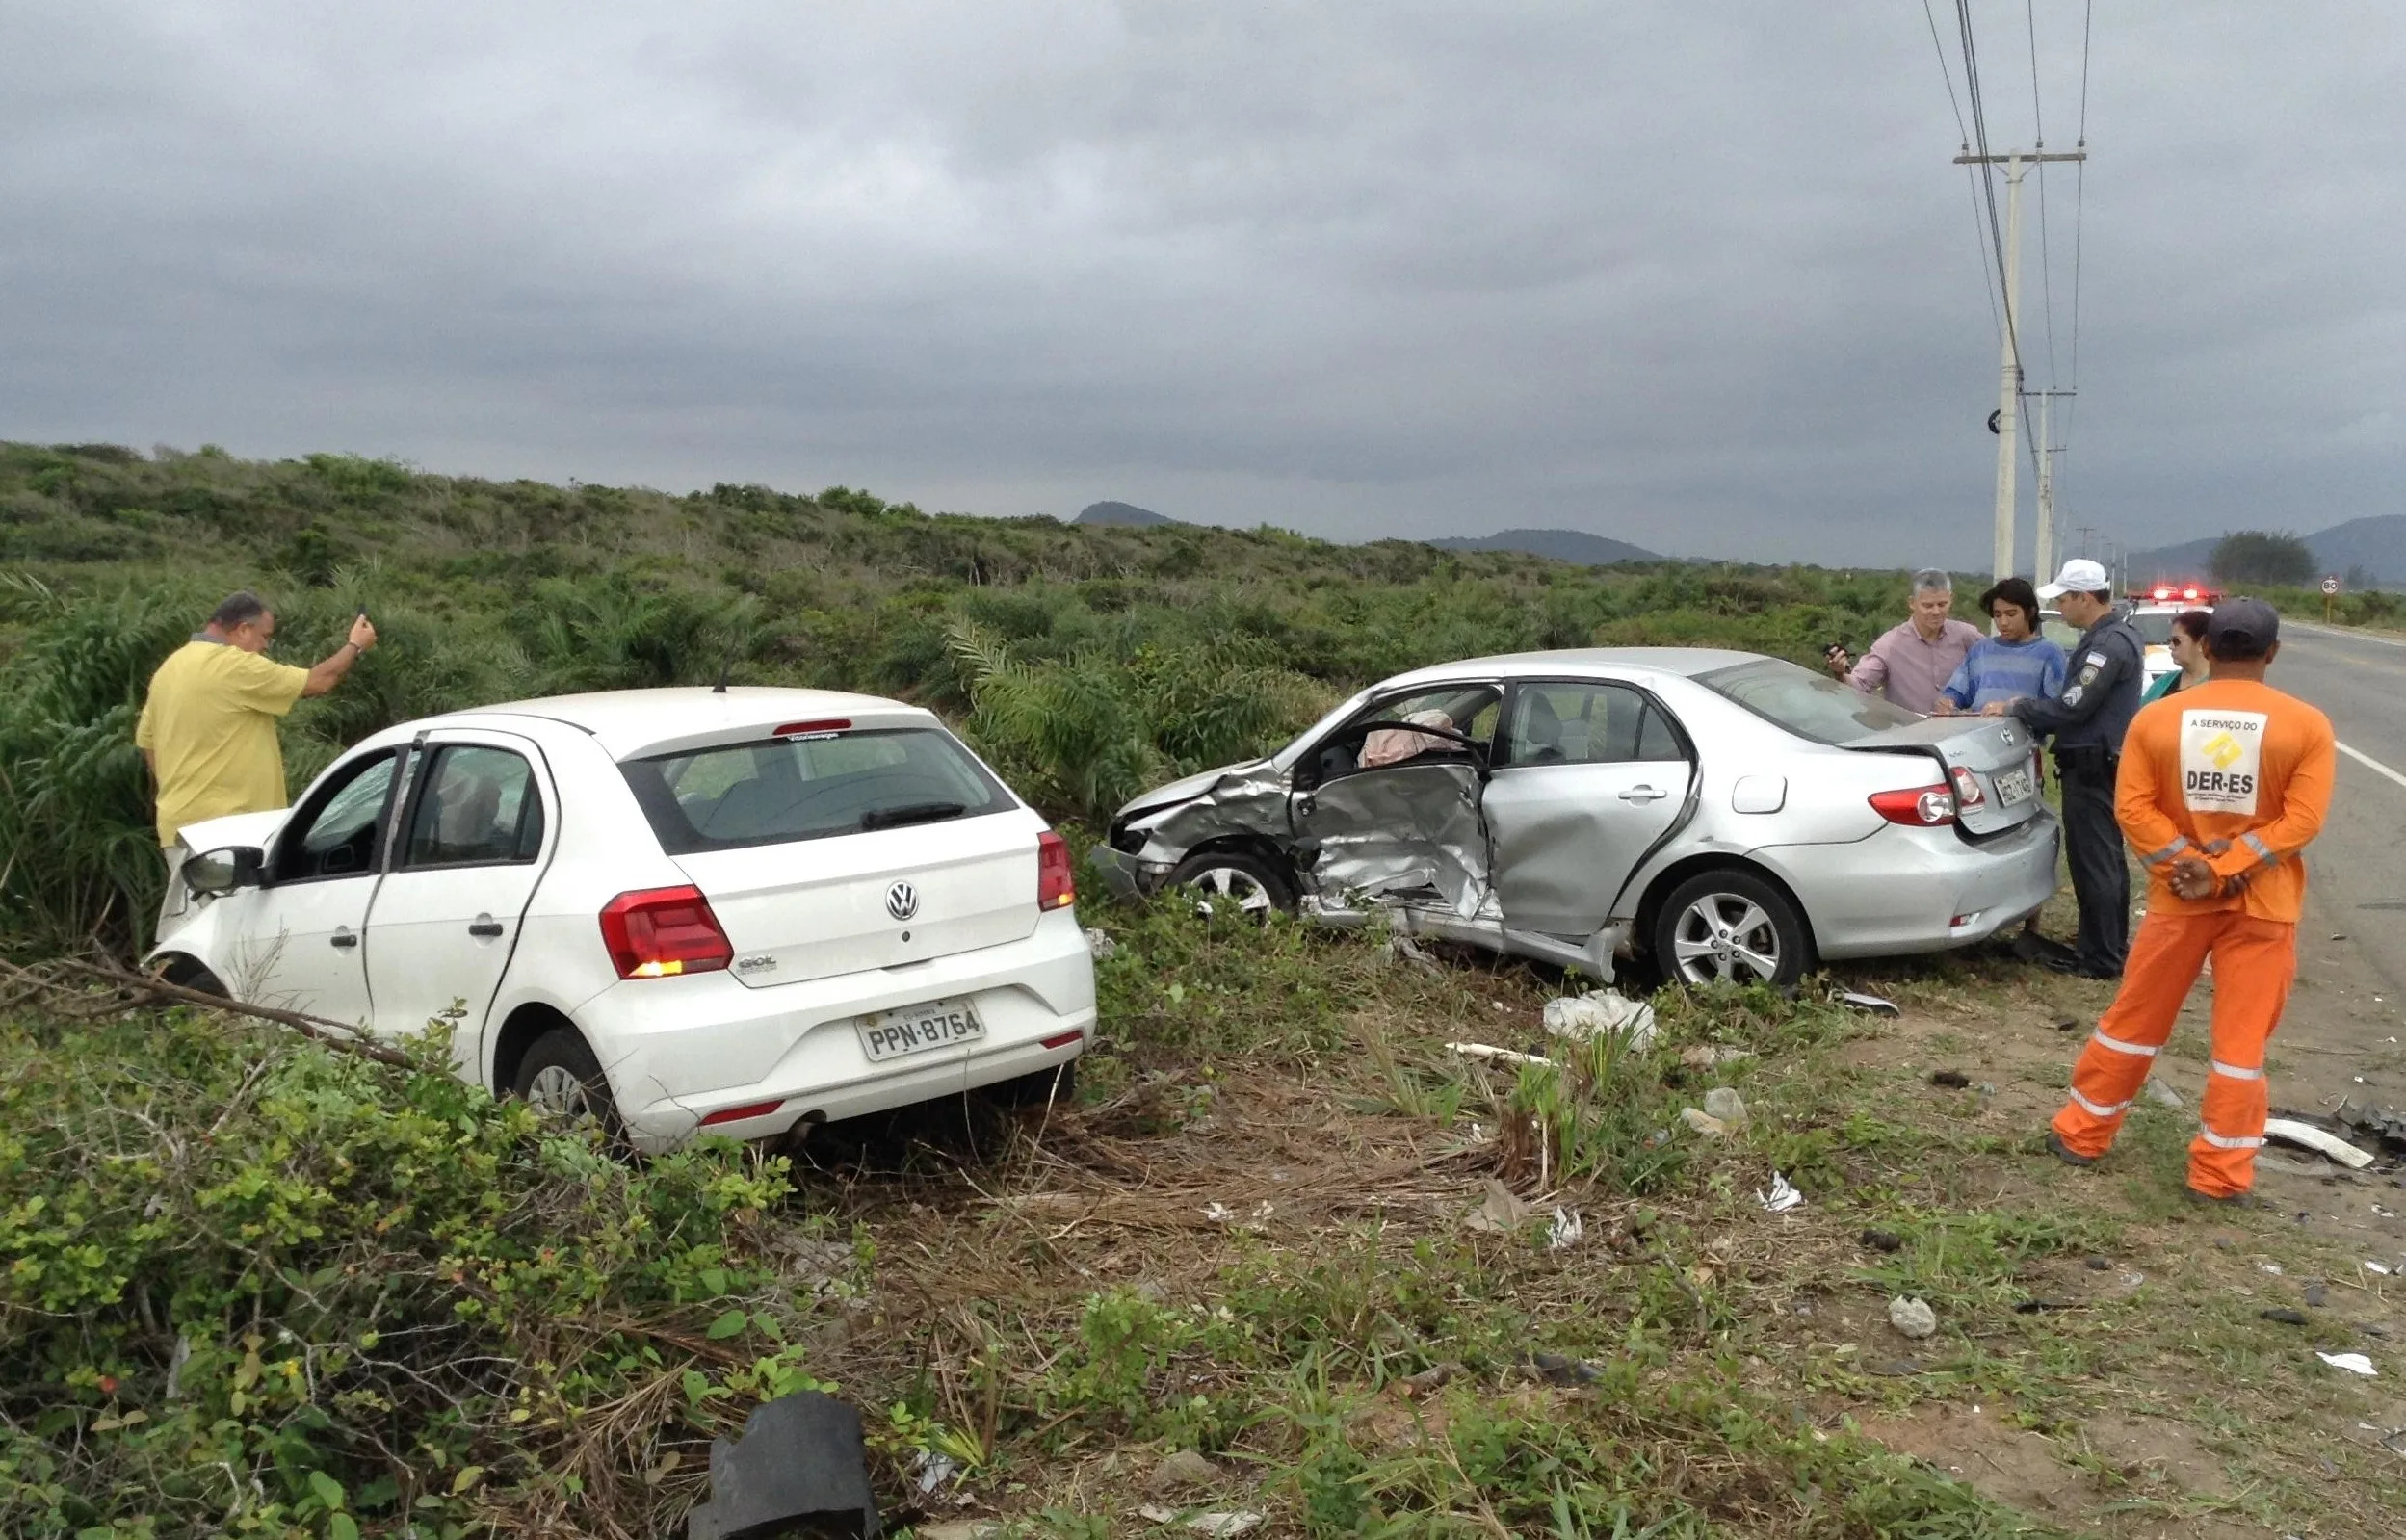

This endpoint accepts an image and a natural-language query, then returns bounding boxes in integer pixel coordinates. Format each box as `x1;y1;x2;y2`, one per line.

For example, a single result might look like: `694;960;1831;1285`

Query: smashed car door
1480;681;1694;936
1289;685;1499;917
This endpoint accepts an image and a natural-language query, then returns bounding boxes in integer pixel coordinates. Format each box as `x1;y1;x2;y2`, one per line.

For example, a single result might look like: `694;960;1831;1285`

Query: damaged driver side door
1289;685;1501;917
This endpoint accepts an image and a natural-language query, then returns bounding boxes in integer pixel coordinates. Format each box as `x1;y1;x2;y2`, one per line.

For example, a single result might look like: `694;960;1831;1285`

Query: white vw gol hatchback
147;688;1097;1152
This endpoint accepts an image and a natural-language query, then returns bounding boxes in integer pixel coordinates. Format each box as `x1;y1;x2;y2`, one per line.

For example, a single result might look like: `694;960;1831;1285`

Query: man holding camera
2043;598;2335;1203
1989;559;2145;979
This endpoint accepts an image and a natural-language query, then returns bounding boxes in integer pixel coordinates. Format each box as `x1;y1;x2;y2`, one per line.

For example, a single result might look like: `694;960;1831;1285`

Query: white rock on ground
1888;1296;1938;1340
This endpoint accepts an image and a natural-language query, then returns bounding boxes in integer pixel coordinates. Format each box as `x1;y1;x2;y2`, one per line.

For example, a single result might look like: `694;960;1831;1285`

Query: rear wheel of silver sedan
1654;871;1809;988
1164;850;1294;920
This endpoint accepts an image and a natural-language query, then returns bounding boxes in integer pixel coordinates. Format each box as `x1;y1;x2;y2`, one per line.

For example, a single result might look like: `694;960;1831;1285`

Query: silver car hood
1115;759;1275;821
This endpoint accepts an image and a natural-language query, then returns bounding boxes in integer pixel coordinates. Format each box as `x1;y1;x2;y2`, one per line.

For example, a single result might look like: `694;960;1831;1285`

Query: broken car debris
687;1390;880;1540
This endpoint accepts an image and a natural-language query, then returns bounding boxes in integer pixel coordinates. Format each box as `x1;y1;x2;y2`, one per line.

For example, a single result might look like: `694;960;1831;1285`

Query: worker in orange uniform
2043;598;2336;1204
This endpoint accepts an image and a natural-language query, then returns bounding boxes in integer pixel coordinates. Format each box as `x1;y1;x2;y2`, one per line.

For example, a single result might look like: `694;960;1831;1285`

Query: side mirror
184;846;266;899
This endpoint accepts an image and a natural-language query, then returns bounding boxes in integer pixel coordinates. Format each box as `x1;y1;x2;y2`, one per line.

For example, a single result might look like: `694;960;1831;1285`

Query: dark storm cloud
3;2;2400;566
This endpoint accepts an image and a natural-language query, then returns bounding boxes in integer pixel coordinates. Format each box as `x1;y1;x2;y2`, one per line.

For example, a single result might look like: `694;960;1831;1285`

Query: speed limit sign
2322;575;2341;595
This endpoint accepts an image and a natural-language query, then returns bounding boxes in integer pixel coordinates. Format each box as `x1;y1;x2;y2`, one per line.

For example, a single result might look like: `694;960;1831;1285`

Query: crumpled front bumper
1087;843;1169;901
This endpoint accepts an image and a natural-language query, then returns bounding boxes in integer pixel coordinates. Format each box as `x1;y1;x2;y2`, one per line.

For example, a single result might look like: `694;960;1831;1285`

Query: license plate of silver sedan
1992;766;2035;805
857;999;985;1061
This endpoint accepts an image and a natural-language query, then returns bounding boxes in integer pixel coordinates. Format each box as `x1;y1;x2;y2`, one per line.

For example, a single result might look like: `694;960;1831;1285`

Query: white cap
2036;557;2111;601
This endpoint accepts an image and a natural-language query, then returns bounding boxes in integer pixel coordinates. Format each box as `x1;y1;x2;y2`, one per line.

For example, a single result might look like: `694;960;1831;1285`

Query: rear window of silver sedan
620;728;1011;854
1696;658;1925;744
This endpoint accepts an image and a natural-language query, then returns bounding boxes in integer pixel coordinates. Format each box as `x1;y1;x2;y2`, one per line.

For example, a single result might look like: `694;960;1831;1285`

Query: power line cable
1955;0;2023;382
2027;0;2060;390
1920;0;1972;145
2063;0;2094;458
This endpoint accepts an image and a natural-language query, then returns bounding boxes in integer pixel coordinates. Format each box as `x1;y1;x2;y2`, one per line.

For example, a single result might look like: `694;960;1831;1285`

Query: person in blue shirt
1934;576;2066;715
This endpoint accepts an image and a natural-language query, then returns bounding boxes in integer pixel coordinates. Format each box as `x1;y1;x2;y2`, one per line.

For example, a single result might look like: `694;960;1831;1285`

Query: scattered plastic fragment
2262;1263;2285;1276
686;1390;880;1540
1184;1513;1264;1538
2317;1351;2379;1377
1465;1179;1531;1233
1888;1297;1938;1340
1758;1171;1805;1213
2264;1118;2376;1170
1084;927;1120;960
2365;1261;2393;1276
1548;1207;1584;1251
1543;991;1657;1052
1148;1450;1222;1494
1839;990;1901;1017
914;1450;960;1494
1679;1107;1732;1138
1203;1202;1235;1223
1680;1045;1754;1068
1526;1350;1606;1386
1447;1042;1553;1067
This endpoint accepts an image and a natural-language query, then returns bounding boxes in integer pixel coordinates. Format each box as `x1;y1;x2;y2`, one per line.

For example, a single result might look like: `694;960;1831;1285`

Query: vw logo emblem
885;881;919;922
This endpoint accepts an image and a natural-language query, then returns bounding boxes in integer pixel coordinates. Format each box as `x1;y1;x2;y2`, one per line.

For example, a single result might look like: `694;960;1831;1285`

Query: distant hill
2130;515;2405;587
1074;501;1179;527
1427;527;1661;565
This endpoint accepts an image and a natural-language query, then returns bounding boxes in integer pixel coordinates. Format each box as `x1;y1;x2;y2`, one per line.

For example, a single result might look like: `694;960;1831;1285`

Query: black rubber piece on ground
1859;1228;1903;1253
1929;1069;1972;1089
2083;1255;2112;1271
2261;1308;2309;1326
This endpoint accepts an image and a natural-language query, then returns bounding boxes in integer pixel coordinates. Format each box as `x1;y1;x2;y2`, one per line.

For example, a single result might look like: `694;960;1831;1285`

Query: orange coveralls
2049;678;2336;1196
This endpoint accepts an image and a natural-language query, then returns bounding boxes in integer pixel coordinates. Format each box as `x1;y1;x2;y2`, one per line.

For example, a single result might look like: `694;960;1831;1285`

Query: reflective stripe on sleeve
2138;836;2192;866
2069;1088;2131;1118
2241;832;2278;865
2197;1124;2265;1150
2210;1060;2264;1082
2092;1031;2160;1058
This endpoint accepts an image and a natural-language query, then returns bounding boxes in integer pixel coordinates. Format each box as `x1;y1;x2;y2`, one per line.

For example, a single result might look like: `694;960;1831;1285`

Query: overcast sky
4;2;2401;566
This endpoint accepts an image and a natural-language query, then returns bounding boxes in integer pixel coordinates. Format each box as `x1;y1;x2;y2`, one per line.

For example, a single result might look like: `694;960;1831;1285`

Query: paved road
2271;622;2406;1000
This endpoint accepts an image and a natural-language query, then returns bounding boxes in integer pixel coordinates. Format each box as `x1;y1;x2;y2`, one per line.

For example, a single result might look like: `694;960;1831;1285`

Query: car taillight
600;885;734;979
1948;765;1986;808
1869;785;1957;826
1037;831;1076;910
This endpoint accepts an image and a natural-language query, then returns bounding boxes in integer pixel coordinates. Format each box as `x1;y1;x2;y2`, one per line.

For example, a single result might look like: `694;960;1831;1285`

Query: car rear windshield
620;728;1012;855
1697;658;1926;744
2131;612;2177;644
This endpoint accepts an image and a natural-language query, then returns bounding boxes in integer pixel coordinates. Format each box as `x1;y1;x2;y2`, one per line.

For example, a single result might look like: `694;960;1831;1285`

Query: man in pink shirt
1824;569;1982;715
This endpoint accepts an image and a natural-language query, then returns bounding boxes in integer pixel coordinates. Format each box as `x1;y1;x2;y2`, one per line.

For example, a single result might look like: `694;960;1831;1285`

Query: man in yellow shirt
136;591;379;860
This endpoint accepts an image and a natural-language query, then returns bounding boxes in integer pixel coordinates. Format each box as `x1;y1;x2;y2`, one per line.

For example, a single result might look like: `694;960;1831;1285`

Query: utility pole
2030;389;2076;587
2074;524;2097;561
1955;146;2086;580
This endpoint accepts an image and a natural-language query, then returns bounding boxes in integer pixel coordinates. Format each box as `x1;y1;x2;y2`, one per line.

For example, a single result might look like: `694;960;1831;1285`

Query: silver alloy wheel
526;1063;596;1118
1669;892;1784;984
1185;864;1275;919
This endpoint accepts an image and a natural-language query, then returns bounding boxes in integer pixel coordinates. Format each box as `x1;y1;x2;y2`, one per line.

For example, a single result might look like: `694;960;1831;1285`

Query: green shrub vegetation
0;440;1924;954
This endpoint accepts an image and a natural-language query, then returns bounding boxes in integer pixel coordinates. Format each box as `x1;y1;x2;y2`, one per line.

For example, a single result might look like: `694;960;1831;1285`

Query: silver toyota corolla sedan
1089;648;2061;987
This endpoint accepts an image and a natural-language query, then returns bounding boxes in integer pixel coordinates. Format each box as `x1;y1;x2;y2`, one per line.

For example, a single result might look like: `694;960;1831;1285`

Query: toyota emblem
885;880;919;922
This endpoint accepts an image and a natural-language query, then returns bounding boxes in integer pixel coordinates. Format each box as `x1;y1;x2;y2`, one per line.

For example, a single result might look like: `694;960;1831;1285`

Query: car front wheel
1653;871;1810;988
1164;850;1295;919
513;1028;624;1138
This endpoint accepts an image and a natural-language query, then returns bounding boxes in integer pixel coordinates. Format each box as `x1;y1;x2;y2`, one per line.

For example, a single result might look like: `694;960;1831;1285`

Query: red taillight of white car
1037;831;1076;911
1869;785;1958;826
600;884;735;979
1948;765;1986;808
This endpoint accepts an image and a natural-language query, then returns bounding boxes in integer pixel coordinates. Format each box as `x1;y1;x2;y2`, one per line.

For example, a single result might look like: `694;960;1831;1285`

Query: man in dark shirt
1989;559;2145;978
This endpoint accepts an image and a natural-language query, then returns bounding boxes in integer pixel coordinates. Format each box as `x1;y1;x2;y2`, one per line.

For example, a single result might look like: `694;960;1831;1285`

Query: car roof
437;687;934;759
1380;647;1765;690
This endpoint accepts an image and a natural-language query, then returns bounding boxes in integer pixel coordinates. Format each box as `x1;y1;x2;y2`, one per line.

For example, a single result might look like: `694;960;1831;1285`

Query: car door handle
329;928;358;949
1618;785;1668;803
468;915;505;938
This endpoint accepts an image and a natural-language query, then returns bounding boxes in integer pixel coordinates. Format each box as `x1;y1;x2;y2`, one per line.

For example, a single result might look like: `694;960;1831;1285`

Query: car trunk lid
1842;717;2044;837
671;814;1039;987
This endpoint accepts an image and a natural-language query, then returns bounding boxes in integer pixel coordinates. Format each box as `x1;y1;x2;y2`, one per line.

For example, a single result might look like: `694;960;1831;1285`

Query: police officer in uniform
1986;558;2145;978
